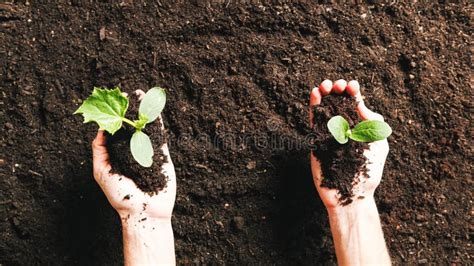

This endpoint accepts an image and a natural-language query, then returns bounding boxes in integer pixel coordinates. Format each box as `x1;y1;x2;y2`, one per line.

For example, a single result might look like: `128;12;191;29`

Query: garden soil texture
1;2;472;265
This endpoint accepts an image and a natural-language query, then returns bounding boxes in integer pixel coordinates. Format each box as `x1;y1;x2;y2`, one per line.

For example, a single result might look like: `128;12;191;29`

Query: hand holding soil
92;129;176;221
91;90;176;264
91;90;176;222
310;79;391;265
310;79;389;209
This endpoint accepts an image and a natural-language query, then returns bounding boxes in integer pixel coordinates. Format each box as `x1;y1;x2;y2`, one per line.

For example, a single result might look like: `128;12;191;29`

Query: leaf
327;116;350;144
139;87;166;123
130;131;154;167
74;87;128;135
350;120;392;142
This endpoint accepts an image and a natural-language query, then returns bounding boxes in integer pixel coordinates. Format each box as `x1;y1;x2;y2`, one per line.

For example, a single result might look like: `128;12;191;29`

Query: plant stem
122;117;137;128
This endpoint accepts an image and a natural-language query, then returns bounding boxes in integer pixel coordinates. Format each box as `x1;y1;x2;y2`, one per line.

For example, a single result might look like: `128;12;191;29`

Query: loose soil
1;2;472;265
312;95;368;205
106;92;168;194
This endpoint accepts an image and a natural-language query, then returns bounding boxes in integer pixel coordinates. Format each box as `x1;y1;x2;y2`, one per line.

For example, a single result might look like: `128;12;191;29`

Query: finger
357;101;384;121
310;87;322;107
92;130;111;176
319;79;333;96
346;80;361;98
158;114;166;131
148;116;177;205
134;89;146;101
333;79;347;94
365;139;389;162
158;118;176;182
362;139;389;191
91;131;141;205
157;115;176;183
310;153;322;187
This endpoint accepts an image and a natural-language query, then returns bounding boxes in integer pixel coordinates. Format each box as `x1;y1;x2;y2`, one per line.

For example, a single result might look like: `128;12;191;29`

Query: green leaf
327;116;350;144
139;87;166;123
349;120;392;142
130;131;154;167
74;87;128;135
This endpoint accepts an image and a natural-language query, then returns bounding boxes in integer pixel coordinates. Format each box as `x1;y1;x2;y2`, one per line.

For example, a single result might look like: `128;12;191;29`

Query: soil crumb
312;95;368;205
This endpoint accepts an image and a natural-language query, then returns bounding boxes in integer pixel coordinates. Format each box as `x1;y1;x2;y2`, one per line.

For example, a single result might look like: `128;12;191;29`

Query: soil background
1;1;472;265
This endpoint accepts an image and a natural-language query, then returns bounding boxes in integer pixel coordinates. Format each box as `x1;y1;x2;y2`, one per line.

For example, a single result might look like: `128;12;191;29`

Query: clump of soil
312;95;368;205
106;92;168;194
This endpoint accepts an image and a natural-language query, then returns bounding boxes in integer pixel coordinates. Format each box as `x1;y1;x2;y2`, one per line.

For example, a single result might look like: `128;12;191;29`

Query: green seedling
327;115;392;144
74;87;166;167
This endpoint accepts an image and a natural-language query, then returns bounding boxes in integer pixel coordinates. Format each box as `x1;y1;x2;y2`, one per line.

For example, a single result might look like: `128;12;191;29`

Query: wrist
326;196;378;218
120;214;175;265
121;214;171;231
326;196;391;265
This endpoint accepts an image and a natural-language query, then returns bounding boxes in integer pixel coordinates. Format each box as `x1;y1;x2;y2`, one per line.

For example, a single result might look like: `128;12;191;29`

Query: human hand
91;90;176;223
309;79;389;210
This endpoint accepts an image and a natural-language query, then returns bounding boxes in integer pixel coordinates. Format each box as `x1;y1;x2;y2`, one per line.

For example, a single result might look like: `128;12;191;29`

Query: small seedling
74;87;166;167
327;115;392;144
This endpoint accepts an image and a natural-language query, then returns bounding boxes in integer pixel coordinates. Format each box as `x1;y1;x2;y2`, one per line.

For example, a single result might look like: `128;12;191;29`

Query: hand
91;90;176;223
309;79;389;210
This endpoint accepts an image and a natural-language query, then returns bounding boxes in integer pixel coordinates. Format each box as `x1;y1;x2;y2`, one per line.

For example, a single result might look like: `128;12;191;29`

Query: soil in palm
312;94;368;205
106;92;168;194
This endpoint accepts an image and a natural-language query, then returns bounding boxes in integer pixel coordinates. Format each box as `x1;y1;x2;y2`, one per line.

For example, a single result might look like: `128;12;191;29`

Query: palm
309;79;389;208
311;140;388;208
93;139;176;220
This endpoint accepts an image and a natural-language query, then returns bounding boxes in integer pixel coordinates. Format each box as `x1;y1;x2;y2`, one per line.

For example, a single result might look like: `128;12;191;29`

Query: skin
310;79;391;265
92;90;176;266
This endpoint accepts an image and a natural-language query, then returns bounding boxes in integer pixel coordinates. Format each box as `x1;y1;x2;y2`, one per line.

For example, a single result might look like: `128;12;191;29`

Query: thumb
92;130;111;177
357;101;384;121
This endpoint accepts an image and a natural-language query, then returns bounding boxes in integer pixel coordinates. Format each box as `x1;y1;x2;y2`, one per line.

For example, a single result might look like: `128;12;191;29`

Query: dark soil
312;95;368;205
106;91;168;194
1;2;472;265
